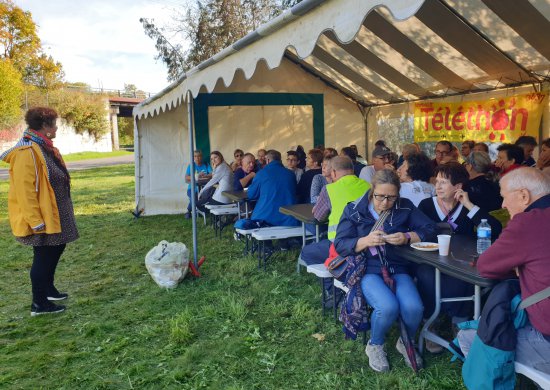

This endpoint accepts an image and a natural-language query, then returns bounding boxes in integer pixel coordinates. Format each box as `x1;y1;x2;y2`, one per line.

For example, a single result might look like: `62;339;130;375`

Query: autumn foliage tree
0;58;23;128
0;0;63;89
0;0;109;139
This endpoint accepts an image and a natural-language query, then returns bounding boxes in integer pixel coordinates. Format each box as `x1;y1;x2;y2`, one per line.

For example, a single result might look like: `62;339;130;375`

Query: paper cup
437;234;451;256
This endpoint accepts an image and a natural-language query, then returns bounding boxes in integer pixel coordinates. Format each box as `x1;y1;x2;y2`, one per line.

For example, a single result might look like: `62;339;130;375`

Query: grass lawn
0;164;467;389
61;151;133;162
0;151;132;168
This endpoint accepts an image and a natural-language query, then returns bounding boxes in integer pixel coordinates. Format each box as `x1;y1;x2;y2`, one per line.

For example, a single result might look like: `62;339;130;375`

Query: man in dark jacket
234;149;299;228
478;167;550;375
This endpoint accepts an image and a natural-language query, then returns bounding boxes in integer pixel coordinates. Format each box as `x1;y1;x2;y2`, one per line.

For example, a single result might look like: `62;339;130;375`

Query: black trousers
30;244;66;304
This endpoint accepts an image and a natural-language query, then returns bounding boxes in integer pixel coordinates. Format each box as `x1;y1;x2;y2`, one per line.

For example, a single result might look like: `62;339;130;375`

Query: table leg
474;285;481;319
245;202;249;219
302;223;306;247
315;225;319;243
419;268;441;354
321;278;326;317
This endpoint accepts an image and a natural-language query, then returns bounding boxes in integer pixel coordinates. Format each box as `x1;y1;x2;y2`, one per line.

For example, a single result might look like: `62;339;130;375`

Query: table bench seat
516;361;550;390
249;227;312;270
209;206;239;237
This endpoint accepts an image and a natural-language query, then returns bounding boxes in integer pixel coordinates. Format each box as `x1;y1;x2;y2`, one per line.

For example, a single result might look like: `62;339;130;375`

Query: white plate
411;242;439;251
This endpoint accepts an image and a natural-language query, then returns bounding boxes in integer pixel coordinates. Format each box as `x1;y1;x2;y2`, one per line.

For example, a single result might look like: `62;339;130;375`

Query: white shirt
359;165;376;184
399;181;435;207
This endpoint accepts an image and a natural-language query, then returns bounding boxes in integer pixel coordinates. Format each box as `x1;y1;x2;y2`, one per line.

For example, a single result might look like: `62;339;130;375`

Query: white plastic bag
145;240;189;289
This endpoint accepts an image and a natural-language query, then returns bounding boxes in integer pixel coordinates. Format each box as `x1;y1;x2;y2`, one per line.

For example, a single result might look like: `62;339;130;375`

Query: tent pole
187;90;198;267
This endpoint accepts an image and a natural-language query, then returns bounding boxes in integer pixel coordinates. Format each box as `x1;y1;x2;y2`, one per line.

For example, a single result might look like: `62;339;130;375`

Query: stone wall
0;120;112;154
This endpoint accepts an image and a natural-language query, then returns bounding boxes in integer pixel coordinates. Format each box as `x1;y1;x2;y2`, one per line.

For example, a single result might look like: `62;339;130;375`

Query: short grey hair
371;168;401;192
330;156;353;172
465;151;491;174
266;149;281;161
502;167;550;197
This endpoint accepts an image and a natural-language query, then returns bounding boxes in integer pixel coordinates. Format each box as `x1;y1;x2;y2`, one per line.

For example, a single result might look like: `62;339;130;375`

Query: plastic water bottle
477;219;491;254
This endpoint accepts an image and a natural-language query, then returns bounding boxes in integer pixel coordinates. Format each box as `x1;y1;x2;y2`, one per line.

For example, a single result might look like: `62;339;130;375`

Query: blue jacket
247;160;299;226
334;190;436;274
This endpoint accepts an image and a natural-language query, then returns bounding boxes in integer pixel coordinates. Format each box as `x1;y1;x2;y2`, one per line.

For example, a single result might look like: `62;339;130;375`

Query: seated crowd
184;138;550;381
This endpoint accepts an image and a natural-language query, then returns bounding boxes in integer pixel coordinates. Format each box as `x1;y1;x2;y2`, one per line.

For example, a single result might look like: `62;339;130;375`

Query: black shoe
47;292;69;301
31;302;66;316
184;212;191;219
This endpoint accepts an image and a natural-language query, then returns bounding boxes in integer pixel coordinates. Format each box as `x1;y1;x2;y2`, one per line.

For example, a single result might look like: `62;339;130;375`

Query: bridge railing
64;85;153;99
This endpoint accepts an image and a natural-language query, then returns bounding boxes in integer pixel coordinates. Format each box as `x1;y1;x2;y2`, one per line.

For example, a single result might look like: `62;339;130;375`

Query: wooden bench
250;226;311;270
516;361;550;390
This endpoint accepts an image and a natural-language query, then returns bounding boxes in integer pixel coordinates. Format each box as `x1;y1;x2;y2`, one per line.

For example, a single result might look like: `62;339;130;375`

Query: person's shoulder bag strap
518;286;550;310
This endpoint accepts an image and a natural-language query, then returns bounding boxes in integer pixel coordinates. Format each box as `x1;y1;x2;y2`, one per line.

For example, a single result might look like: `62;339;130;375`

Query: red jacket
478;199;550;335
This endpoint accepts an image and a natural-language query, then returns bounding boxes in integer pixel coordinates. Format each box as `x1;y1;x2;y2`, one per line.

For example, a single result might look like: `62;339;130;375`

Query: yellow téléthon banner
413;92;547;143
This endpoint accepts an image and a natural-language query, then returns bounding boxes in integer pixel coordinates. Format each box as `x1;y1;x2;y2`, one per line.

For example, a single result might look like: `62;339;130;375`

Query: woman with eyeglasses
310;156;333;204
230;149;244;172
416;162;502;353
334;169;436;372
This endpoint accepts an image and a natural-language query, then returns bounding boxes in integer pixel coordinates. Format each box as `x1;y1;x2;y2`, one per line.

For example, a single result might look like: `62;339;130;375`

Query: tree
0;0;40;73
0;0;64;89
183;0;279;68
140;17;186;82
141;0;286;81
24;53;64;90
123;83;147;99
0;58;22;128
280;0;302;9
117;117;134;146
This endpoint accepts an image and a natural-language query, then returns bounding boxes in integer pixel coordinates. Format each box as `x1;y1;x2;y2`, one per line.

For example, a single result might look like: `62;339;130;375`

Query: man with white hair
477;167;550;374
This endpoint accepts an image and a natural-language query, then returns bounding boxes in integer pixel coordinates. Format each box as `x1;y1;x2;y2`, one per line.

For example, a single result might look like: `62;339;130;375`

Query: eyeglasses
373;193;398;202
234;154;243;158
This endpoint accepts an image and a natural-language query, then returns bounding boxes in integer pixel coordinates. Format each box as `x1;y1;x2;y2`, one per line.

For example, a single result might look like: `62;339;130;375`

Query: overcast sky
15;0;189;94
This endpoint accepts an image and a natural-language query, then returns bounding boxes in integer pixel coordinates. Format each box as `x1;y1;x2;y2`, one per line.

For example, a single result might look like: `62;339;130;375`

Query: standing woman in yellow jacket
1;107;79;316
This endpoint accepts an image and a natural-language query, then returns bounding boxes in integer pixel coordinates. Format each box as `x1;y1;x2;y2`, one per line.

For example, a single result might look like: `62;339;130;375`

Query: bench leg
257;240;262;270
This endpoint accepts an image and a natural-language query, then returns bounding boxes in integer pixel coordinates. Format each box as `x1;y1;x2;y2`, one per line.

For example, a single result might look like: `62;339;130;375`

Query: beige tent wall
210;58;365;159
209;105;313;158
367;84;550;163
135;105;189;215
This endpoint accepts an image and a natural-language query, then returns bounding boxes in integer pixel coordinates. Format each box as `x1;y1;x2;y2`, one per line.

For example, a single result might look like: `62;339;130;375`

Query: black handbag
327;255;348;280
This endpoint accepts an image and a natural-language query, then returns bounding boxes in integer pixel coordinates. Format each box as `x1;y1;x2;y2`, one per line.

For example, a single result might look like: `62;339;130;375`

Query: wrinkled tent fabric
133;0;550;216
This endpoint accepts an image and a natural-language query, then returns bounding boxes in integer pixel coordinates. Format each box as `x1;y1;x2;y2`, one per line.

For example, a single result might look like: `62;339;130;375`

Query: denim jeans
517;325;550;374
459;324;550;375
300;239;331;265
361;272;424;345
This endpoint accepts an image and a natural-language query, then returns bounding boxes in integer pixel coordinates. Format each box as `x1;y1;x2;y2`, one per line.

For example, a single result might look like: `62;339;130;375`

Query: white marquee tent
133;0;550;217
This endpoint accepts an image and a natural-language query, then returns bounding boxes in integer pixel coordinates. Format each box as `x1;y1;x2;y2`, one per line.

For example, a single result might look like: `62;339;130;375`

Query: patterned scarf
24;128;70;186
23;128;67;170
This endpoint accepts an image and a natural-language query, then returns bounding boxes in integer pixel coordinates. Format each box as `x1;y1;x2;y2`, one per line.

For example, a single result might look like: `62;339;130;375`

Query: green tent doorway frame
193;92;325;156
